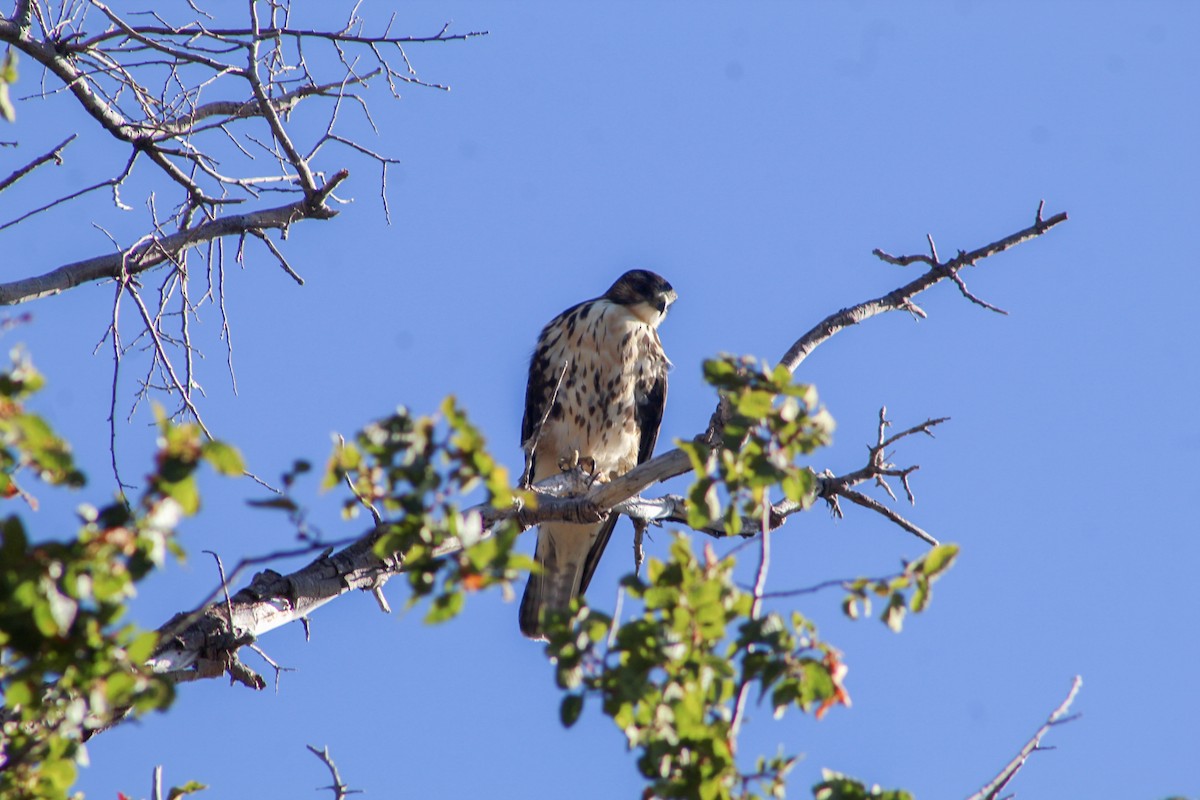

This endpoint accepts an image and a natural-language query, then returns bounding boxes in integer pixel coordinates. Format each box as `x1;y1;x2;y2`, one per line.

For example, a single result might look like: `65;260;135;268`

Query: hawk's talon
557;449;581;472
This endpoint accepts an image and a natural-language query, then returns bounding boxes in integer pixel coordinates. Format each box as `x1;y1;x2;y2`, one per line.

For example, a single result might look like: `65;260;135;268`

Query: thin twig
966;676;1083;800
0;134;76;193
306;745;362;800
246;643;294;693
202;549;236;630
729;499;771;752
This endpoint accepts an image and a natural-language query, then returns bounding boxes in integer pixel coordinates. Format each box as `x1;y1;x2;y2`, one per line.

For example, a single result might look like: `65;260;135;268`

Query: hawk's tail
519;518;619;640
518;555;580;640
519;520;593;640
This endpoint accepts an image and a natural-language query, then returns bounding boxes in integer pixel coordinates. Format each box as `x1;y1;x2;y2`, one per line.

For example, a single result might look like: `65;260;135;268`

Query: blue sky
4;2;1198;798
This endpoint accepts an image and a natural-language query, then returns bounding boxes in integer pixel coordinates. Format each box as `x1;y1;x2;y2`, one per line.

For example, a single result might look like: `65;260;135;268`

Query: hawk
519;269;676;639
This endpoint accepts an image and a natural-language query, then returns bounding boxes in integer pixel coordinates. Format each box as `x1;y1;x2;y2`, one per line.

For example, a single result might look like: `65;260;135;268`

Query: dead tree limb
0;1;483;439
0;173;346;305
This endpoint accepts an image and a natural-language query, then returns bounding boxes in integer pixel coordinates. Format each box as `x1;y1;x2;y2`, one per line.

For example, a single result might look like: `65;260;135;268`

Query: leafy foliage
840;544;960;633
545;535;850;800
812;770;912;800
0;349;85;503
2;348;957;800
533;355;954;799
679;356;834;535
0;355;240;799
325;397;534;623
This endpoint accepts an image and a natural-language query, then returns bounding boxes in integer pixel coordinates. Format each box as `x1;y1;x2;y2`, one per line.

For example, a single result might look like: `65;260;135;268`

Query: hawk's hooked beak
655;290;677;316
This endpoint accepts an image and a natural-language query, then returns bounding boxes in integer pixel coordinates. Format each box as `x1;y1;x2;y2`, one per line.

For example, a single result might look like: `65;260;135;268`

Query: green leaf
126;630;160;663
167;780;209;799
917;543;959;578
0;48;16;83
5;679;34;708
424;590;464;624
702;358;739;387
882;593;907;633
0;78;13;123
911;578;930;613
560;694;584;727
38;757;76;792
245;497;300;512
687;478;719;529
782;470;813;504
841;596;859;620
160;475;200;515
201;441;245;476
736;389;776;420
813;769;913;800
677;438;711;474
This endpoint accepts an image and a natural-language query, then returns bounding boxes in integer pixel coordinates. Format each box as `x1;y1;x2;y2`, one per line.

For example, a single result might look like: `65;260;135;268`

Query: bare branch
125;280;212;434
730;507;771;750
822;486;938;546
0;149;138;232
68;22;488;53
250;229;304;285
245;1;317;196
966;676;1084;800
306;745;363;800
0;171;347;305
1;3;484;468
0;135;76;193
202;549;237;632
246;643;294;693
148;75;374;140
782;206;1067;372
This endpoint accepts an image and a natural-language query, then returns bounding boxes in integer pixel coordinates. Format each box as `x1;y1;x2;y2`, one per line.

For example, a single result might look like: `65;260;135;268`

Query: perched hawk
519;270;676;639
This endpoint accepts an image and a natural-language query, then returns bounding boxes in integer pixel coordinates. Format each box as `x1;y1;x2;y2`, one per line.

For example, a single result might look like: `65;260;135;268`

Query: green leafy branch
761;544;960;633
545;535;851;800
0;354;243;800
0;348;85;504
813;771;911;800
324;397;533;624
679;356;834;538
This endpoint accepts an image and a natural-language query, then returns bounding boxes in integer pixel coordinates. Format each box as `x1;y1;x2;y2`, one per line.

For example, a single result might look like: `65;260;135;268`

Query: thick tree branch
0;171;346;305
148;524;415;680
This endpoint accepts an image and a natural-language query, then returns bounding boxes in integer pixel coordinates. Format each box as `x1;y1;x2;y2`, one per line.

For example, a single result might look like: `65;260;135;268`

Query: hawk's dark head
604;269;677;325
